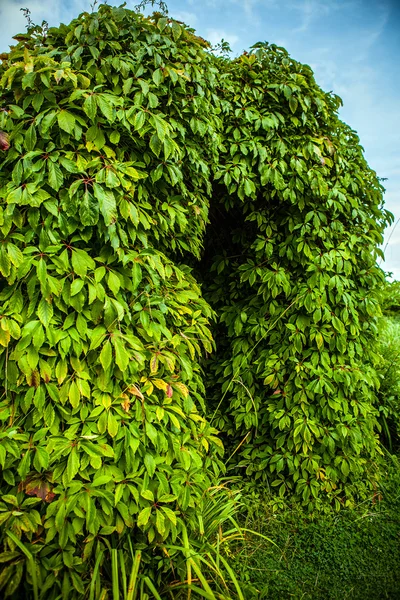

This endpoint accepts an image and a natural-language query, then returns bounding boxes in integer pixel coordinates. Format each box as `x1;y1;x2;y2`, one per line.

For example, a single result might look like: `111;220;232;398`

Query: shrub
0;6;229;597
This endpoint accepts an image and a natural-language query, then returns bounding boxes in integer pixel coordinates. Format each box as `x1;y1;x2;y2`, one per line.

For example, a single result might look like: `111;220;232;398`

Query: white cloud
0;0;89;52
172;10;198;26
206;28;239;48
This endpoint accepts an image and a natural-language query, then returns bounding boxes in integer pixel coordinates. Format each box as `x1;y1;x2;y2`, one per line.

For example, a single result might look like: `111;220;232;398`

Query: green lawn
232;469;400;599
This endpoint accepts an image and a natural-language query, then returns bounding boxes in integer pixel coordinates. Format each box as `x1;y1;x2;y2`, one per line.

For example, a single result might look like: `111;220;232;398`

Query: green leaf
57;110;76;133
149;134;162;157
144;453;156;477
37;299;53;327
155;510;165;536
89;325;106;350
66;448;80;482
24;124;37;151
132;263;142;290
93;183;117;226
7;243;23;267
83;94;97;120
152;69;163;86
91;475;112;487
100;340;113;371
137;506;152;528
112;336;129;371
70;278;85;296
134;111;146;131
109;131;120;144
86;125;105;149
68;381;80;408
171;21;182;40
107;411;119;437
48;161;64;191
71;248;95;278
80;189;99;226
0;246;10;277
107;271;120;295
289;96;298;113
97;95;114;122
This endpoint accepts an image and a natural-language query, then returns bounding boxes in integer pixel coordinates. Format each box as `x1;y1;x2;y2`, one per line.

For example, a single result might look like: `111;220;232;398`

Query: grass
229;469;400;599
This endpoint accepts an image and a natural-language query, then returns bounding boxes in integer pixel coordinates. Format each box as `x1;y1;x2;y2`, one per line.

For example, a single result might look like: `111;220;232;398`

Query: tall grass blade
112;548;119;600
143;576;163;600
89;550;103;600
6;531;39;600
169;584;216;600
216;553;244;600
119;548;128;600
189;559;218;599
127;550;141;600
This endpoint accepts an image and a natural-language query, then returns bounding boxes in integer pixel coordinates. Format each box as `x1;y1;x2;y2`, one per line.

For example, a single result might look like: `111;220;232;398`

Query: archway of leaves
201;46;391;510
0;3;391;598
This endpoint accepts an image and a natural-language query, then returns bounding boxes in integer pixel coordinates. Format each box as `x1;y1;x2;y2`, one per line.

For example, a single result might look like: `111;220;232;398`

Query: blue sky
1;0;399;278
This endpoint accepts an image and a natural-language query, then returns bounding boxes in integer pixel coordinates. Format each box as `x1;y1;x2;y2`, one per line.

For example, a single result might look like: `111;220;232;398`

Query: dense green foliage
381;279;400;318
375;281;400;452
202;47;392;509
0;6;229;597
0;3;395;598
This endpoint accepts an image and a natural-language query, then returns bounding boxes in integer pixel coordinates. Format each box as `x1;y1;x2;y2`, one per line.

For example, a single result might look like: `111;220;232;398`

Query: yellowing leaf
128;384;144;400
0;328;10;347
150;355;159;375
173;382;189;398
152;379;168;391
68;381;80;409
137;506;152;528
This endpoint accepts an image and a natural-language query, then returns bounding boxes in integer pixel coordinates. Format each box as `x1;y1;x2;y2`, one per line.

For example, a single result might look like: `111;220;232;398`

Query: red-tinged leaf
0;131;10;151
26;370;40;388
24;479;54;502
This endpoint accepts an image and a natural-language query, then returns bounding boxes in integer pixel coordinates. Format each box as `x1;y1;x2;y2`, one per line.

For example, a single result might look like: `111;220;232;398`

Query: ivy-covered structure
0;4;392;597
202;45;391;509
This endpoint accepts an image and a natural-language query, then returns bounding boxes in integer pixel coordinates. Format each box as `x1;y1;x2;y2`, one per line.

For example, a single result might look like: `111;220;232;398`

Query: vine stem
210;292;306;424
